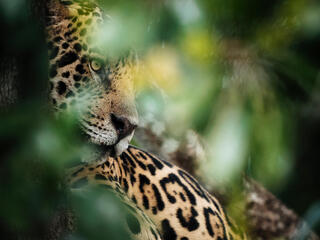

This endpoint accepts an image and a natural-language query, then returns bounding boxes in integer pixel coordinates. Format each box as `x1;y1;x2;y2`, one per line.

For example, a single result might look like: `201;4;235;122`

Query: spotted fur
68;146;247;240
45;0;246;239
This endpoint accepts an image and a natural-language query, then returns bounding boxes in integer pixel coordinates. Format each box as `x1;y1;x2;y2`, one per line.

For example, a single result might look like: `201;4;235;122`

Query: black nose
111;113;137;140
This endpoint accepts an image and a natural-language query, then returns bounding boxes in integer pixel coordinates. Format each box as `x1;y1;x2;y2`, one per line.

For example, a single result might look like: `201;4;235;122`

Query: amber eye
90;60;102;71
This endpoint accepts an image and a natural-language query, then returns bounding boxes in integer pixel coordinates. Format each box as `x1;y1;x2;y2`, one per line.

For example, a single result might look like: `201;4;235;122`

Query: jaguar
46;0;138;156
45;0;246;239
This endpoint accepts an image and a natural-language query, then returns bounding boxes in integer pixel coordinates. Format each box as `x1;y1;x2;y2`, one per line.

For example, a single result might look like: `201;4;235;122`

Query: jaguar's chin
88;136;132;160
80;129;134;160
79;120;135;159
92;135;133;159
113;132;135;157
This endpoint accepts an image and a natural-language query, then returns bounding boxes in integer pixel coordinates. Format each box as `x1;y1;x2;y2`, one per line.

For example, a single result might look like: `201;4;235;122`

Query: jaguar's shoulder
69;145;246;240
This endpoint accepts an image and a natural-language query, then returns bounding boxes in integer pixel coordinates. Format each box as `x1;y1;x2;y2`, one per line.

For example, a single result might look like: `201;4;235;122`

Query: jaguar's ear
45;0;70;27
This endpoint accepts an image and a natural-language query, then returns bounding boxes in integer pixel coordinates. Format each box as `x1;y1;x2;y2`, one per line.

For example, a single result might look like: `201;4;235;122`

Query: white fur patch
114;132;134;156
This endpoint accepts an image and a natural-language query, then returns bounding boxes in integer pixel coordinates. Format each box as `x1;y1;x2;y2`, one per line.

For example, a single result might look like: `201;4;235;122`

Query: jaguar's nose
110;113;137;140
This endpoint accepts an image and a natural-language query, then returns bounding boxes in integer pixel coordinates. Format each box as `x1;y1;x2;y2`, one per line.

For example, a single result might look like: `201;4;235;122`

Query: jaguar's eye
90;60;102;72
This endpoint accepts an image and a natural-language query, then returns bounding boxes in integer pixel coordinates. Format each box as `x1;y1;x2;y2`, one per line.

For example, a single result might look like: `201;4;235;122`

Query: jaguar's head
46;0;138;156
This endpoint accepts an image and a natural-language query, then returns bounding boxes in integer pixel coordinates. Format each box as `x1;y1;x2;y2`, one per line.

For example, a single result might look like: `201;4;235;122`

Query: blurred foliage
1;0;320;238
71;186;132;240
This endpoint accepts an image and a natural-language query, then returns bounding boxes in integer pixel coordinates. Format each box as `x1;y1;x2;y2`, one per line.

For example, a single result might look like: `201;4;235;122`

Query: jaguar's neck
69;146;170;197
68;147;162;240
